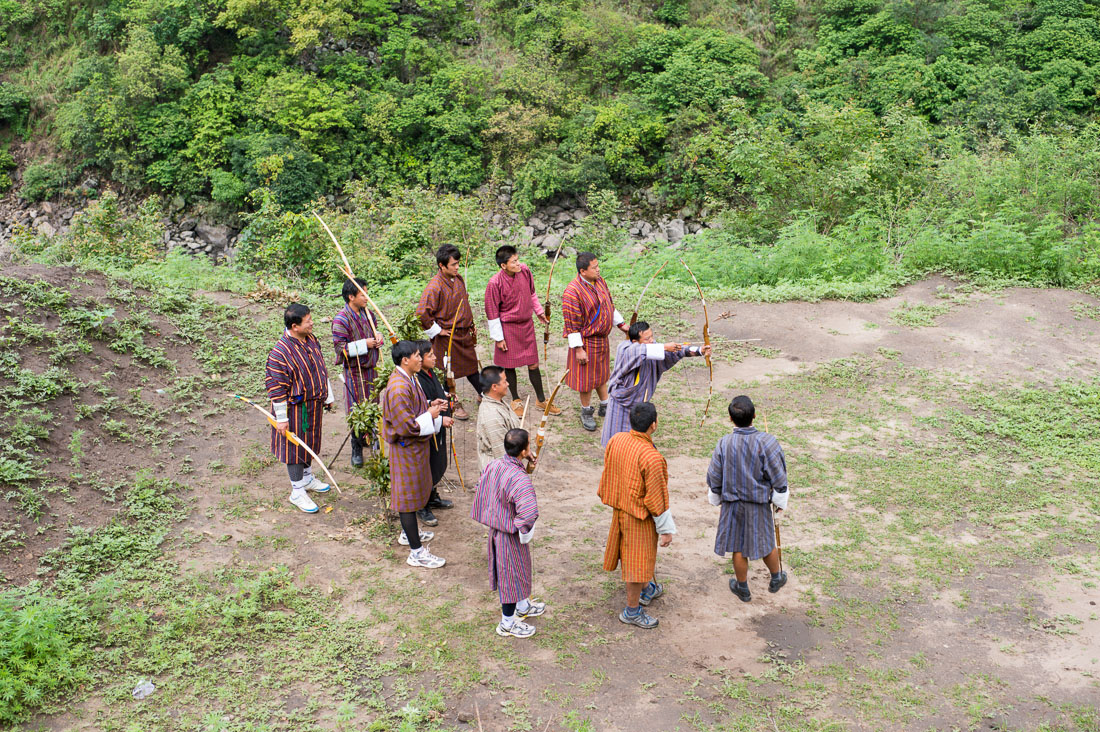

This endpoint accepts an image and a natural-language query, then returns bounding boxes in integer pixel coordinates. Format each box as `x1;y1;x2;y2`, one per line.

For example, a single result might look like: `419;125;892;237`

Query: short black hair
628;320;650;342
629;402;657;432
504;428;529;457
436;244;461;268
391;340;420;366
480;364;504;387
284;303;310;330
496;245;518;267
576;252;597;273
415;340;433;357
341;277;368;304
729;395;755;427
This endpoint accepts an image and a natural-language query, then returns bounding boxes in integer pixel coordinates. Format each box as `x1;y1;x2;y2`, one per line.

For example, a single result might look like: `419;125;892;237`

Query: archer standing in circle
601;320;710;447
484;245;559;420
265;303;336;514
417;244;483;420
561;252;628;432
331;277;383;466
413;340;455;527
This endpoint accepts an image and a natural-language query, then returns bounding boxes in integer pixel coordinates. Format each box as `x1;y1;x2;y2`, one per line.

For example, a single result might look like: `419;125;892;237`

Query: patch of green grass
889;301;952;328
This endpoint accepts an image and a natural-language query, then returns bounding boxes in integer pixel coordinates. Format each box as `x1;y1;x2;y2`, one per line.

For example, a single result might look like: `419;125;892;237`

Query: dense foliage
3;0;1100;289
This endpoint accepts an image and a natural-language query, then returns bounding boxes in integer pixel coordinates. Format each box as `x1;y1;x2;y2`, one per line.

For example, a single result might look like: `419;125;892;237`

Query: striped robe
418;272;479;379
331;304;379;413
470;455;539;603
381;368;434;512
562;274;618;392
601;341;698;447
485;264;542;368
707;427;788;560
597;430;669;583
265;332;329;465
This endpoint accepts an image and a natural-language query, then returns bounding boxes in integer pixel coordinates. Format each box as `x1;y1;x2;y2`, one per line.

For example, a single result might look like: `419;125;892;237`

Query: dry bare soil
4;263;1098;732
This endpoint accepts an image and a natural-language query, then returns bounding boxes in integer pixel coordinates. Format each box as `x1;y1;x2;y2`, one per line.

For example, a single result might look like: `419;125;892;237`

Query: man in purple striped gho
706;395;789;602
265;303;336;514
470;428;545;638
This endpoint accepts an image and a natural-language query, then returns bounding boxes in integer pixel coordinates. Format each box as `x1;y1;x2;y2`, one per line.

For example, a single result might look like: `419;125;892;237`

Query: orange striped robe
597;430;670;583
561;274;616;392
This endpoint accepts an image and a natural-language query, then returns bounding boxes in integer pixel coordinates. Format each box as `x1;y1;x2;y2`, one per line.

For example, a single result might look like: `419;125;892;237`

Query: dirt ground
11;272;1100;730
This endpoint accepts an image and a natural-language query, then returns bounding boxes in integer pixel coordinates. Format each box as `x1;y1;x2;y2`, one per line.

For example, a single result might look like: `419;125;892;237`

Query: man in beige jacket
476;366;520;472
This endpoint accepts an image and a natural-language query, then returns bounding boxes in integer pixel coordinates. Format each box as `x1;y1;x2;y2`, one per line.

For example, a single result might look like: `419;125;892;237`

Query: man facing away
381;340;449;569
265;303;335;514
601;319;711;447
331;277;383;466
476;365;520;473
706;395;789;602
484;244;559;419
598;402;676;628
417;244;482;420
561;252;628;431
470;428;546;638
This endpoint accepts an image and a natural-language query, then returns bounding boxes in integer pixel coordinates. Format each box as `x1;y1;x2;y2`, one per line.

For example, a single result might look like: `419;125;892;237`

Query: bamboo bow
542;238;566;363
232;394;342;494
630;259;671;327
526;370;569;475
678;259;712;426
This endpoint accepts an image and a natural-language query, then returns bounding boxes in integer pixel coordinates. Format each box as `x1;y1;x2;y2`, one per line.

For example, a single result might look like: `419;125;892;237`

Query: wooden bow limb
527;370;568;475
312;211;399;344
450;431;467;493
519;395;531;430
542;238;566;364
678;259;712;427
762;411;783;573
232;394;342;494
630;259;671;327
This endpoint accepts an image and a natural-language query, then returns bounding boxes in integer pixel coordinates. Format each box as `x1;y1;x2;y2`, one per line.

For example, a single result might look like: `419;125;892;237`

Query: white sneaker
398;530;434;546
496;620;536;638
406;547;445;568
516;600;546;619
289;490;319;513
302;476;330;493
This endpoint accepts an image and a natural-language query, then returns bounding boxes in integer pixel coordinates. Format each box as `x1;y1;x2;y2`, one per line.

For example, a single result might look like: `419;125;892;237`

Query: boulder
531;234;546;248
36;221;56;238
196;221;232;248
179;218;198;231
542;233;562;252
522;226;535;239
571;209;588;221
40;202;54;215
545;205;564;215
664;219;685;244
687;222;703;234
169;196;185;213
61;208;74;221
554;211;572;225
180;231;194;239
528;216;547;232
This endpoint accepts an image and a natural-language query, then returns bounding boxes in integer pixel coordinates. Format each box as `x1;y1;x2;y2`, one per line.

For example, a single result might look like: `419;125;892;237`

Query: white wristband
347;339;370;357
567;332;583;349
645;343;665;360
518;527;534;544
612;309;624;326
707;490;722;506
325;380;335;405
771;488;789;511
273;401;288;422
488;318;504;342
415;411;436;436
424;322;442;339
653;509;677;535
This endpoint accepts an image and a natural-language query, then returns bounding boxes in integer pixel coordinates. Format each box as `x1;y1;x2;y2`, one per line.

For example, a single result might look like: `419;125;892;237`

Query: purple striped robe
381;367;433;512
331;304;379;412
417;272;479;379
265;332;329;464
601;341;697;447
485;264;542;368
562;274;617;392
470;456;539;603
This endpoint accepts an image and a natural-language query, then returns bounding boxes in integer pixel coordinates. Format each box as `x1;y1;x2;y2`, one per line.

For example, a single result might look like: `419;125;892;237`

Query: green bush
63;191;162;266
0;145;14;191
0;81;30;127
19;161;69;202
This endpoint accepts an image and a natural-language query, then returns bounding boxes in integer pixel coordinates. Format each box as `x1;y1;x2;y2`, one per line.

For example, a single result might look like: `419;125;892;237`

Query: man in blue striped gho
470;428;546;638
706;395;789;602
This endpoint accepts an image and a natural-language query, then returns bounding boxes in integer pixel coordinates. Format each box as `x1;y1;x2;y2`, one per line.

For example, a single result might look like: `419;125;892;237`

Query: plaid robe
470;456;539;603
707;427;788;560
601;341;697;447
418;272;479;379
476;395;520;473
485;264;541;368
597;430;670;583
331;304;379;413
381;368;434;512
562;274;616;392
265;332;328;465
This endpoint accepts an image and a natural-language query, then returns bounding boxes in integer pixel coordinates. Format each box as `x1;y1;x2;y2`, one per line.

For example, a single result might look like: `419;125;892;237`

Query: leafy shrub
0;81;30;127
19;161;69;202
0;145;14;191
64;191;162;266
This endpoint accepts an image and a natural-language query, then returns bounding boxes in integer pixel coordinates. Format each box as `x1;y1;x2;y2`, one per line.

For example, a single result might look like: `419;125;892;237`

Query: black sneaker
598;402;607;417
729;578;751;602
427;490;453;510
769;571;788;593
350;436;364;468
417;507;438;527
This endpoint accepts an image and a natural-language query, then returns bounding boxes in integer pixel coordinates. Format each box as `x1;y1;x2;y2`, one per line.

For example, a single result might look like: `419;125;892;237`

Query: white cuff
688;346;700;354
707;490;722;506
488;318;504;341
415;411;437;436
518;527;534;544
424;322;442;339
273;401;288;422
645;343;665;360
434;414;443;433
347;338;370;357
653;509;677;534
771;487;789;511
612;309;624;326
325;380;335;405
567;332;583;349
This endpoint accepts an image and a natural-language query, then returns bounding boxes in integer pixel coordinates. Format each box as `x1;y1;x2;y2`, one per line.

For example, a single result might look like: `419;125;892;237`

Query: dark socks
529;368;546;401
505;368;519;401
398;511;421;550
502;602;517;617
287;463;305;482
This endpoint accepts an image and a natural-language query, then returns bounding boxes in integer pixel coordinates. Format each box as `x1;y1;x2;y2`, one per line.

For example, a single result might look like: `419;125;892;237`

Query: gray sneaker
639;582;664;606
618;608;659;628
580;406;597;431
598;401;607;417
